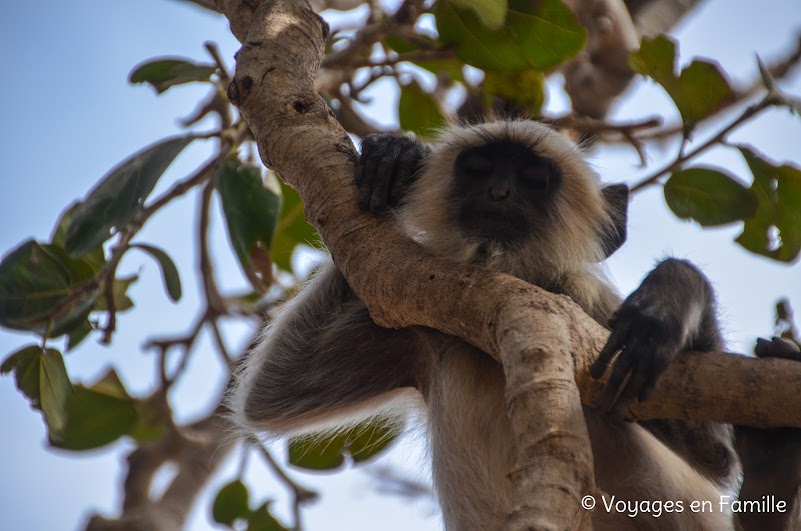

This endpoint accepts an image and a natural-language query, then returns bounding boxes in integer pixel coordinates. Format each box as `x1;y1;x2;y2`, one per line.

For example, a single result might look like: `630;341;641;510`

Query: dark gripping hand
356;134;429;213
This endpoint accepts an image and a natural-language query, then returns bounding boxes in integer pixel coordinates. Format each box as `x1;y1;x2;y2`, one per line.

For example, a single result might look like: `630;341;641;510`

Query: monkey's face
452;141;561;245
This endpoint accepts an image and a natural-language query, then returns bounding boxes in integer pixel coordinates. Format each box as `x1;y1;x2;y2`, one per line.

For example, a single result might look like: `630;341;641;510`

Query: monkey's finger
636;351;671;404
390;145;425;206
371;144;405;212
357;150;381;211
593;350;634;413
590;322;630;379
610;353;652;417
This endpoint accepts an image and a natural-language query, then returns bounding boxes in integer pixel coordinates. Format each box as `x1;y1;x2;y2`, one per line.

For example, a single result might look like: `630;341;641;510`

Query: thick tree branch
216;0;801;528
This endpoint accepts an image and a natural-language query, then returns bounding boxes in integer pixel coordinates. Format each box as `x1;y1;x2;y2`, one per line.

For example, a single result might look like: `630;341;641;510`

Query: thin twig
204;41;230;81
630;94;779;192
251;439;318;531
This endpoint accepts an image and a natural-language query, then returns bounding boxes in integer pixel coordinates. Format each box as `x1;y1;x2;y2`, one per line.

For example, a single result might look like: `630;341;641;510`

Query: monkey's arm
232;259;422;434
591;258;737;483
591;258;722;410
735;337;801;531
232;134;431;434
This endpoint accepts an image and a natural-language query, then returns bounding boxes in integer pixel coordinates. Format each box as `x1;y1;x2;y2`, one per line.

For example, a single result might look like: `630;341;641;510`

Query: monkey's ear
599;183;629;259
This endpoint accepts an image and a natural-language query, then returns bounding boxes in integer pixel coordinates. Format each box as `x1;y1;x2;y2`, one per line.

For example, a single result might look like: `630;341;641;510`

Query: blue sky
0;1;799;530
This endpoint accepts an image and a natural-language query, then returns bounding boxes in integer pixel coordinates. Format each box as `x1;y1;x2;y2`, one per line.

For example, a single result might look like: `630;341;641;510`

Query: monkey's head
398;120;628;279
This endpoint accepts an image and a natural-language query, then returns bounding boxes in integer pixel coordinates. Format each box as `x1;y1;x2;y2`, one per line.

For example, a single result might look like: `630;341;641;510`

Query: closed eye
460;155;494;175
519;166;550;189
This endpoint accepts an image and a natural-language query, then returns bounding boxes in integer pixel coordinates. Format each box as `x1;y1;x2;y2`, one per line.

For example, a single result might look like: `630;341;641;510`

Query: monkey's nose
488;185;510;201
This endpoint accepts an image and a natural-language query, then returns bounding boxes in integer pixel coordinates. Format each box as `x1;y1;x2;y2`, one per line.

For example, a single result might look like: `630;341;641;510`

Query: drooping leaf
131;244;182;302
212;480;251;525
398;81;447;139
129;58;217;94
436;0;585;71
38;348;73;439
630;36;733;128
0;240;100;335
65;135;197;257
664;167;757;226
215;157;282;288
248;502;288;531
1;345;43;402
1;346;73;440
736;146;801;262
270;177;320;272
288;420;399;470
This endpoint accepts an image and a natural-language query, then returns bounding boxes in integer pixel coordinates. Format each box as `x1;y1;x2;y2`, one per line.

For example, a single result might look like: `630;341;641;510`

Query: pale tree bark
216;0;801;529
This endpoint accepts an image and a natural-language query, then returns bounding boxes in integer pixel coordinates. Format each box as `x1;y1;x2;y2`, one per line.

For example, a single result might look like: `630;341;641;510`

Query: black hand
356;134;429;213
590;301;683;417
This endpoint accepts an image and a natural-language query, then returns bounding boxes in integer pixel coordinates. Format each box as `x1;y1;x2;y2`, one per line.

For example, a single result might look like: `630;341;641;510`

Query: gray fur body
230;121;738;530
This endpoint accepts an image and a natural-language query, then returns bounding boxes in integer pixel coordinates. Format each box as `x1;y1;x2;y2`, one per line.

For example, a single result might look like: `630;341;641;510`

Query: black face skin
452;141;561;245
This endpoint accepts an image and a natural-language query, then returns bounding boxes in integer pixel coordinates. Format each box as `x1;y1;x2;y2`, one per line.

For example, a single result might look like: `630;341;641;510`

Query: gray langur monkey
231;120;754;530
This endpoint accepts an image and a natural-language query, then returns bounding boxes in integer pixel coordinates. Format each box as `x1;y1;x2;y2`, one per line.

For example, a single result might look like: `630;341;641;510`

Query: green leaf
664;167;757;226
399;81;447;139
270;177;320;272
630;36;733;128
1;345;43;402
212;480;250;525
51;369;163;450
289;433;345;470
347;422;398;463
736;146;801;262
0;345;73;437
66;320;94;351
54;386;137;450
215;157;282;287
93;275;138;313
2;346;73;440
128;399;167;445
129;58;217;95
436;0;585;71
288;420;399;471
248;502;288;531
384;36;462;81
131;244;182;302
51;203;106;270
384;34;420;55
0;241;100;335
483;69;545;115
450;0;508;30
65;135;197;257
39;348;74;440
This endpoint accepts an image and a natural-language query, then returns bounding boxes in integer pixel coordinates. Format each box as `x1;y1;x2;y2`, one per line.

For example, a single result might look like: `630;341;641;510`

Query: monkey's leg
592;258;738;485
231;259;422;434
735;337;801;531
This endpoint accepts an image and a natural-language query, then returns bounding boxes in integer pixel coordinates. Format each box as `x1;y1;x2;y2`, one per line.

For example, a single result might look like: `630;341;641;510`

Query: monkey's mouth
458;207;530;244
